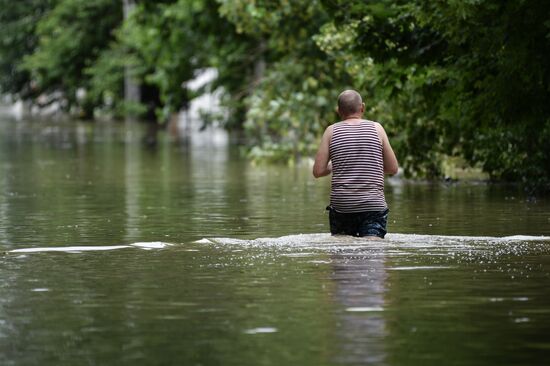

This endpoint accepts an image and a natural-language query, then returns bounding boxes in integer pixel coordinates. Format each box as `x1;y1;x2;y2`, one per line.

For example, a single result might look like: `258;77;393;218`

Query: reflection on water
1;118;550;365
331;253;388;365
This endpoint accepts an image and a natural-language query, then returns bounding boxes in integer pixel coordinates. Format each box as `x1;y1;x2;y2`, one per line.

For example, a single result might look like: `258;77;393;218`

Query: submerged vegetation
0;0;549;189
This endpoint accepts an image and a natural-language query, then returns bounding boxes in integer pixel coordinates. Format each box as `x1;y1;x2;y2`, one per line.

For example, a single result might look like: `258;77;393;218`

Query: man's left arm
375;123;398;175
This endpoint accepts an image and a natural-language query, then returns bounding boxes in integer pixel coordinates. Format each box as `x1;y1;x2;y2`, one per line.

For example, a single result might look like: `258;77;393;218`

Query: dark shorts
327;206;389;238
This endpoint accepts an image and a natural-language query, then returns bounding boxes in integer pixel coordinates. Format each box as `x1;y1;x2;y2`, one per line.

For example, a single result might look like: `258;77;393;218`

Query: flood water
1;118;549;365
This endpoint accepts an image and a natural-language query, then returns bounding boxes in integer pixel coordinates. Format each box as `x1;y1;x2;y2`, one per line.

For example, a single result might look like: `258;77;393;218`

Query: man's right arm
313;126;333;178
375;123;398;175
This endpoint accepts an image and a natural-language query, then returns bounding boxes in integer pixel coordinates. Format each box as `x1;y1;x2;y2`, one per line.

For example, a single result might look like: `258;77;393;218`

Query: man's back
329;120;386;213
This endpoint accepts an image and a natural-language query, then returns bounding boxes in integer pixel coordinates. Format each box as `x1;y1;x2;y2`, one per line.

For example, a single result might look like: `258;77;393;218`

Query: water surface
1;118;549;365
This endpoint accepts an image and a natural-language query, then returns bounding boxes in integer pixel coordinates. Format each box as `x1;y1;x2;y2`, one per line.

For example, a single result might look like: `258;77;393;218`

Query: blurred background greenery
1;0;548;189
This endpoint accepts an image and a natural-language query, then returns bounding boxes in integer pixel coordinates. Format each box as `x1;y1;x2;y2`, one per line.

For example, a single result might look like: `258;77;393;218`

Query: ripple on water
6;234;550;261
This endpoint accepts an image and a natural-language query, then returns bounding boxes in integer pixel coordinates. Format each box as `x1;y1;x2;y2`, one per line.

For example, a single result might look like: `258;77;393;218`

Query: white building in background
0;93;65;121
0;68;228;148
180;68;228;147
0;96;29;120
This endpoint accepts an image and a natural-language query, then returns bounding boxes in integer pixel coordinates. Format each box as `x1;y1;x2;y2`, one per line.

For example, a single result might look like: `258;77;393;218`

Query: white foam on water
308;260;332;264
201;233;549;250
130;242;172;250
387;266;454;271
198;233;550;262
281;252;317;257
500;235;547;241
203;233;372;251
346;307;384;312
8;242;172;254
244;327;278;334
387;234;550;248
9;245;132;253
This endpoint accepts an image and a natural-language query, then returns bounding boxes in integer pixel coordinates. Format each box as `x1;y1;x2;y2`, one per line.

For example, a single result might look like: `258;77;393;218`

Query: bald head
337;90;363;118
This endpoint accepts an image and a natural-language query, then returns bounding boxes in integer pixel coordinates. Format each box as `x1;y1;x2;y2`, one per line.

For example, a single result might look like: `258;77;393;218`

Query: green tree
217;0;351;161
0;0;53;100
414;0;550;187
88;0;258;124
317;0;550;188
316;0;453;177
2;0;548;189
21;0;122;118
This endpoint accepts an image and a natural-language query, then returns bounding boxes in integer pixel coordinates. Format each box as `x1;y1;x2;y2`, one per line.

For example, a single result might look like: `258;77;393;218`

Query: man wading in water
313;90;398;239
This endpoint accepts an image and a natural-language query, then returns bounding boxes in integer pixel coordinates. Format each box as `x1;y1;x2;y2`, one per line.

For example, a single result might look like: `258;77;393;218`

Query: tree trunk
123;0;140;120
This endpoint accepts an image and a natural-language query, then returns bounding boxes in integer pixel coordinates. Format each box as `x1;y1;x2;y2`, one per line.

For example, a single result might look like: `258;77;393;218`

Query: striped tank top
329;120;386;213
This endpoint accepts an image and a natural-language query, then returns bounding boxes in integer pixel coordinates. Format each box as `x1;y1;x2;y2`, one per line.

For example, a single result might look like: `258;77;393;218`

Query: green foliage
218;0;325;52
1;0;548;188
215;0;333;132
412;0;550;187
217;0;351;162
245;57;345;163
87;0;257;123
119;0;203;121
0;0;53;99
313;0;550;188
21;0;122;118
85;44;139;119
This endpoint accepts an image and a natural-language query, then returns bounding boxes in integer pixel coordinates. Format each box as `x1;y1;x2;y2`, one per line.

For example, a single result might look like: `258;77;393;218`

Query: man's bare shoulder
364;120;381;127
369;121;386;132
323;123;336;136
